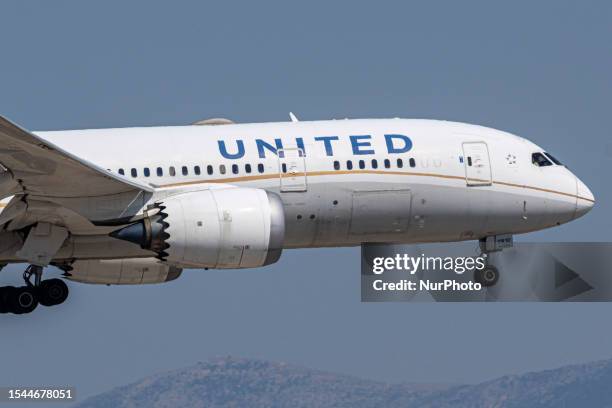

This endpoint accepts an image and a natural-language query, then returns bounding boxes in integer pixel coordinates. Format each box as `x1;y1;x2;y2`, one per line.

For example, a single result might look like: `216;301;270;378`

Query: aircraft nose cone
575;177;595;219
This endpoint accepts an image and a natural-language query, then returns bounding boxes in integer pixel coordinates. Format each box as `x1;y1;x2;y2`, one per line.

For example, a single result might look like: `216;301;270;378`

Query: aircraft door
462;142;492;186
278;148;307;192
349;189;412;237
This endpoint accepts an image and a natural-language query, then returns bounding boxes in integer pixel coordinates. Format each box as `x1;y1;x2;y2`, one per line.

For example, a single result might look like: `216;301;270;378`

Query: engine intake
110;188;285;269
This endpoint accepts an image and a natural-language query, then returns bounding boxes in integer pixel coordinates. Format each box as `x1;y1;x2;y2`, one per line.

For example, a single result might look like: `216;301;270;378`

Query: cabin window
333;160;340;170
157;167;163;177
219;164;226;174
181;166;188;176
532;152;553;167
232;164;239;174
359;160;365;169
207;165;213;175
281;163;287;173
397;158;403;168
384;159;390;168
143;168;150;177
169;166;176;176
258;163;264;173
346;160;353;170
245;164;252;173
194;166;201;175
118;168;125;175
131;168;138;177
409;158;416;168
371;159;378;169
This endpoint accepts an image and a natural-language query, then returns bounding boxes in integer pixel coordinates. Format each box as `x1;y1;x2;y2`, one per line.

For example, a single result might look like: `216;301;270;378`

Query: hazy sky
0;0;611;406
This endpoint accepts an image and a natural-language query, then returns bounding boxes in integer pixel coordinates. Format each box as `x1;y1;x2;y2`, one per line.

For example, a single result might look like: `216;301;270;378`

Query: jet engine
110;188;285;269
65;258;182;285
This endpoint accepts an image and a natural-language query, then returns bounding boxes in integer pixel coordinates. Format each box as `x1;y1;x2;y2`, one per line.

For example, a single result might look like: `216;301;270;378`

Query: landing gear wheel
474;265;500;287
0;287;12;314
38;279;69;307
8;286;38;314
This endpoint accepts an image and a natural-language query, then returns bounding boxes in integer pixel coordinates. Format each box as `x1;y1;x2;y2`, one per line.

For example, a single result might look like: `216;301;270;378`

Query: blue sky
0;0;611;405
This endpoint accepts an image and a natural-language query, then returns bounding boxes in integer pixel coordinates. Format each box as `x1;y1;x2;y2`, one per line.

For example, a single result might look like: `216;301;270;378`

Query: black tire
8;286;38;314
474;265;500;287
0;287;13;313
38;279;69;307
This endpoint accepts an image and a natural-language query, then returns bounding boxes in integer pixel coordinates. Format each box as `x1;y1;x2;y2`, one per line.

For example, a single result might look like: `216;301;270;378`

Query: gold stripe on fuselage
156;169;594;203
0;170;592;211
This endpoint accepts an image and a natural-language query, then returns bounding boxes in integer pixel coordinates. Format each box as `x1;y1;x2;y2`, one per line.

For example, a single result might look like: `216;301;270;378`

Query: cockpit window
532;152;553;167
544;152;562;165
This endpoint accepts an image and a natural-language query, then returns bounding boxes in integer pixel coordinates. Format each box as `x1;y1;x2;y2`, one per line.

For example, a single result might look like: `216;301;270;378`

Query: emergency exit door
278;148;307;192
462;142;492;186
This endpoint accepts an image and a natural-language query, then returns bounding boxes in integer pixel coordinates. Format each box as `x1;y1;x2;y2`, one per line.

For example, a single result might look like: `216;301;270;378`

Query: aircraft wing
0;115;153;198
0;115;155;229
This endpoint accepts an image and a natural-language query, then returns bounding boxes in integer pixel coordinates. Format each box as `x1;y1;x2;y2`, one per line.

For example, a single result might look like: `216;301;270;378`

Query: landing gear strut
0;265;69;315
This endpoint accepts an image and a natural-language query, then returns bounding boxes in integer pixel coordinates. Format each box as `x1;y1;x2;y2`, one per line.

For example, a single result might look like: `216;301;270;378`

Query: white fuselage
3;118;592;255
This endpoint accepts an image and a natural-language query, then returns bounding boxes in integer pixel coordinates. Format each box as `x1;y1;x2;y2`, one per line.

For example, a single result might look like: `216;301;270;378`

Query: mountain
74;357;612;408
422;358;612;408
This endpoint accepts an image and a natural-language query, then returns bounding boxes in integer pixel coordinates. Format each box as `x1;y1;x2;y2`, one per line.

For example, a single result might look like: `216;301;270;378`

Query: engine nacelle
65;258;182;285
110;188;285;269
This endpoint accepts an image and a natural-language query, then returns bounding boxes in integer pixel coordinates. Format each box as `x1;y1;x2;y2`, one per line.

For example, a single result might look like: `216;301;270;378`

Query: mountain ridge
74;356;612;408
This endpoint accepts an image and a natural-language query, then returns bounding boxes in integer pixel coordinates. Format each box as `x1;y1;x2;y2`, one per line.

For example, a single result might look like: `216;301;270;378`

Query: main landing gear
0;265;69;315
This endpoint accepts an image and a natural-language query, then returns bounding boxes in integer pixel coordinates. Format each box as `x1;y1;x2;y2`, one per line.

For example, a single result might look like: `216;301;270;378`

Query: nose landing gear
0;265;69;315
474;262;500;287
473;235;513;288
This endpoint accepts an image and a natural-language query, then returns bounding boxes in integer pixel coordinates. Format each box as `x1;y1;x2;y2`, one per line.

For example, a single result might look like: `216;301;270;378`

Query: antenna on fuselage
289;112;299;122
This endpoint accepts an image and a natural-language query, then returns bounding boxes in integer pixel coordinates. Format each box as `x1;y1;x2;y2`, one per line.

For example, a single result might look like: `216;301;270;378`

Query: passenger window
207;165;213;175
232;164;239;174
245;164;252;173
384;159;390;168
258;163;264;173
333;161;340;170
143;168;150;177
532;152;553;167
544;152;562;165
181;166;188;176
397;158;403;168
194;166;201;175
281;163;287;173
219;164;226;174
131;168;137;177
118;168;125;175
157;167;163;177
409;158;416;168
346;160;353;170
359;160;365;169
169;166;176;176
371;159;378;169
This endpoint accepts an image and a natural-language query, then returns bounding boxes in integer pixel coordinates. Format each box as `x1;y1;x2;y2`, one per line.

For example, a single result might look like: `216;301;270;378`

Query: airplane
0;114;594;314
